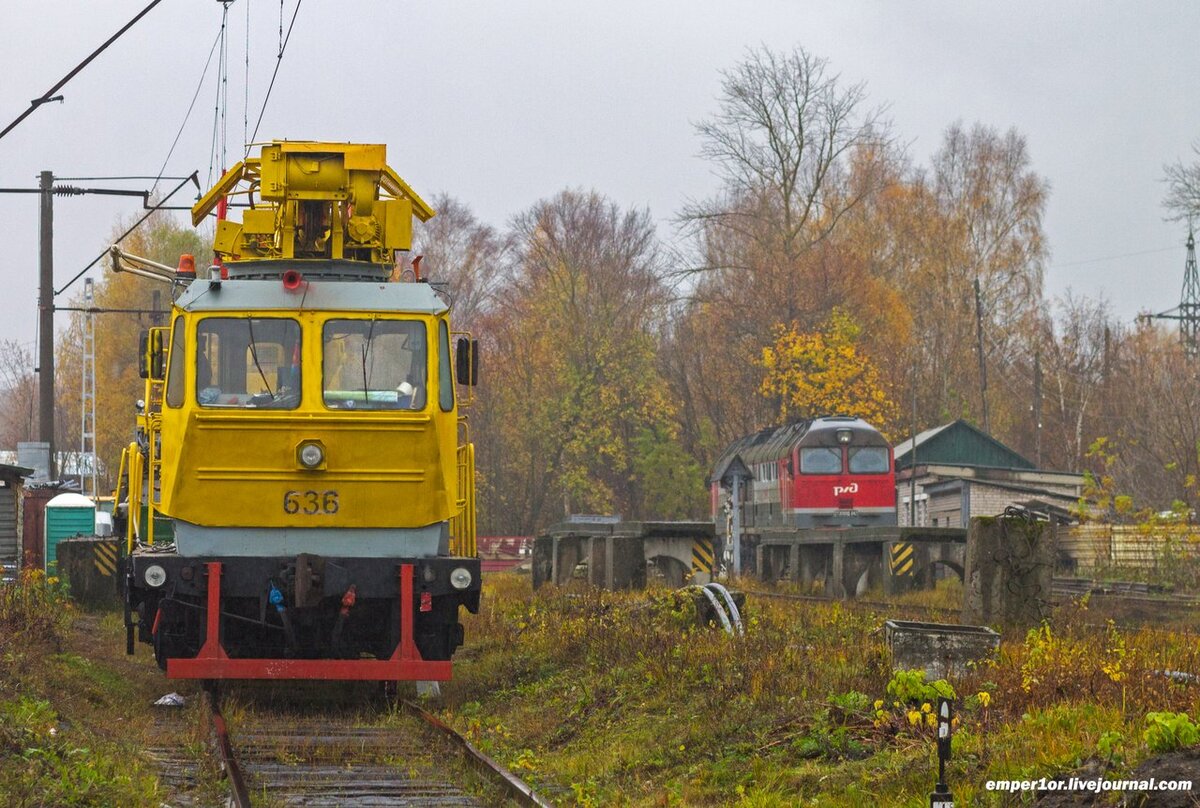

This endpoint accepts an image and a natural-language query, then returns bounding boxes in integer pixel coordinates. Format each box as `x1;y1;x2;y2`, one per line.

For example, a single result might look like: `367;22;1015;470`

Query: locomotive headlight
298;442;324;469
144;564;167;588
836;428;853;444
450;567;473;590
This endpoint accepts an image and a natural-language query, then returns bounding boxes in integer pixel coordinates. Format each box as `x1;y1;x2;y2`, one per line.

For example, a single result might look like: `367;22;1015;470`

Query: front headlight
299;442;324;469
144;564;167;588
450;567;473;590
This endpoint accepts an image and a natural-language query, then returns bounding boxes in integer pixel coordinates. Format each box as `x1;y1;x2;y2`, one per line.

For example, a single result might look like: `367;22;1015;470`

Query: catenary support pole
38;170;55;479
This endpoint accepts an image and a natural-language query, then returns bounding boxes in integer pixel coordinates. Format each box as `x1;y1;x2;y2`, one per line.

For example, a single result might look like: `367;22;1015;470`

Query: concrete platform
753;526;967;599
533;521;715;590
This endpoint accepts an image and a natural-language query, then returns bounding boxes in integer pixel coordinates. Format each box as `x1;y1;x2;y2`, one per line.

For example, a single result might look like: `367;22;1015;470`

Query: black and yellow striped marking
93;542;119;577
890;542;914;576
692;537;715;574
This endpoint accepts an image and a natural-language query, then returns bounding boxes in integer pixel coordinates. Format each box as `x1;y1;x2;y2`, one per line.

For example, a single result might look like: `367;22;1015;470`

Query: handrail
125;443;143;552
449;442;477;558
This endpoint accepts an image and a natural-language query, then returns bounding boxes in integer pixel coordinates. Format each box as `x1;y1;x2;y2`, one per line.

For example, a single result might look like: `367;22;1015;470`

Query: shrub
0;569;72;647
1143;712;1200;753
885;669;955;705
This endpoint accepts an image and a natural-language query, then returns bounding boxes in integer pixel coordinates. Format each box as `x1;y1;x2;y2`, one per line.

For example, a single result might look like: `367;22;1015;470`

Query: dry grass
437;572;1200;806
0;571;217;807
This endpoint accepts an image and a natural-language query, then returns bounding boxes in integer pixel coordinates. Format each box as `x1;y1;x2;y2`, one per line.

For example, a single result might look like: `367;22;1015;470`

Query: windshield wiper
361;317;377;404
246;318;275;400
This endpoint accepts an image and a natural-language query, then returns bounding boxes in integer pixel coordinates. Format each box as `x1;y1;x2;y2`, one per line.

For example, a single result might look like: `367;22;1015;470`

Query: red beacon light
282;269;304;291
176;254;196;280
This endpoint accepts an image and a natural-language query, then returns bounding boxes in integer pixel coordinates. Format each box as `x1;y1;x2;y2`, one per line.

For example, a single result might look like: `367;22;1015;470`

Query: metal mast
1142;231;1200;359
1182;231;1200;358
81;278;98;499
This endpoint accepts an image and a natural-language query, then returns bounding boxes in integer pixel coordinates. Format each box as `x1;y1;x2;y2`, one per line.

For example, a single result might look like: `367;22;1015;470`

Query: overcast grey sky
3;1;1199;351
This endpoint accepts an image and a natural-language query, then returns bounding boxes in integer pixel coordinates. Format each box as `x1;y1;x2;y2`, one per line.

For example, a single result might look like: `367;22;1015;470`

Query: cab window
165;317;185;408
438;320;454;412
323;318;426;410
196;317;301;409
849;446;889;473
800;447;842;474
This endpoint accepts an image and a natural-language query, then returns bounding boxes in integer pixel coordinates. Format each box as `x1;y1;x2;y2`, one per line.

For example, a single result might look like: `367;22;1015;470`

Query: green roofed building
894;420;1083;529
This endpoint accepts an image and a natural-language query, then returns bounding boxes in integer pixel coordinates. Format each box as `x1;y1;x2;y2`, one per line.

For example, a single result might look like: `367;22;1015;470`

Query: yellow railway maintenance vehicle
117;141;481;682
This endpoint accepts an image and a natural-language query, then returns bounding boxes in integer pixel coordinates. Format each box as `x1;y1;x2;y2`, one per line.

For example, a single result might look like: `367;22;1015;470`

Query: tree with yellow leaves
760;308;896;431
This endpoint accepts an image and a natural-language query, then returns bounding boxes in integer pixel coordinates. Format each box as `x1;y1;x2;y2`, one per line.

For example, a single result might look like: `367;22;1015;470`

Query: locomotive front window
195;317;301;409
322;318;427;410
848;446;889;473
800;447;843;474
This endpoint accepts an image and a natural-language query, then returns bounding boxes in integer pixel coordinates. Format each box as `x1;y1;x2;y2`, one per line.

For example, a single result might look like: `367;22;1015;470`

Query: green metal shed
44;493;96;573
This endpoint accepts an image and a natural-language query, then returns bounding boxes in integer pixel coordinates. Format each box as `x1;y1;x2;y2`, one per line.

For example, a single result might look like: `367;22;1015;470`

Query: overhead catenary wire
0;0;167;142
151;21;224;196
244;0;251;152
249;0;304;149
207;1;234;187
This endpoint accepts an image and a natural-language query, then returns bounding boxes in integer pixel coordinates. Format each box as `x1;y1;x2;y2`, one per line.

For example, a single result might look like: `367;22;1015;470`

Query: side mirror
456;337;479;386
141;328;167;382
138;332;150;379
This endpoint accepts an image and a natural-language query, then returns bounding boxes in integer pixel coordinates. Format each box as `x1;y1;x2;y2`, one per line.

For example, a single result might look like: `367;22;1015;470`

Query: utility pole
1032;349;1042;467
38;170;55;479
0;171;198;483
974;278;990;433
909;374;917;527
1103;326;1111;381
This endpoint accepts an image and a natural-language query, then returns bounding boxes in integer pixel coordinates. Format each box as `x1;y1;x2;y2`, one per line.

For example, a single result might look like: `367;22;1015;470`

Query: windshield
323;318;427;410
848;446;889;473
196;317;301;409
800;447;843;474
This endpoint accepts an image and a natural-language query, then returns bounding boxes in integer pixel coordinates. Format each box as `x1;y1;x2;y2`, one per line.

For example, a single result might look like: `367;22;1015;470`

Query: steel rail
206;687;252;808
403;700;555;808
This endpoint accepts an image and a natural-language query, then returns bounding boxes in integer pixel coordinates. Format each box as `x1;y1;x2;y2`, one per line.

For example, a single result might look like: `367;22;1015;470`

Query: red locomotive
711;416;896;532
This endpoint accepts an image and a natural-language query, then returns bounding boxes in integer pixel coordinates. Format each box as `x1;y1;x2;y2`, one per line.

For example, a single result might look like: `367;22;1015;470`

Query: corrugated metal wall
0;487;16;561
1058;523;1200;570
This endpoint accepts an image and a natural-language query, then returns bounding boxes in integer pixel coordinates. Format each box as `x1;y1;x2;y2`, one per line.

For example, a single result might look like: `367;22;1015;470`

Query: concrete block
962;516;1054;627
57;537;122;609
884;619;1001;679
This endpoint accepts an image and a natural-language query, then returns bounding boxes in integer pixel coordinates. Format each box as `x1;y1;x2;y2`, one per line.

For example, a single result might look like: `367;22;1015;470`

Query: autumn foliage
3;44;1197;532
760;309;896;431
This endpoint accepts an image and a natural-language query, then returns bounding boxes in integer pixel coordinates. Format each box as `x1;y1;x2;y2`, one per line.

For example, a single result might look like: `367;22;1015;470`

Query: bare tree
931;122;1048;344
0;340;36;450
681;45;895;271
1164;141;1200;223
413;193;504;331
1043;292;1113;467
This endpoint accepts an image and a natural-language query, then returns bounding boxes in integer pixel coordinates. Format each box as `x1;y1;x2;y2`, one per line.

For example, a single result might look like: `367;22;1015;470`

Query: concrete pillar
788;544;800;583
587;536;606;587
555;537;581;586
799;546;815;588
606;535;645;590
533;536;553;589
882;541;896;596
830;541;846;599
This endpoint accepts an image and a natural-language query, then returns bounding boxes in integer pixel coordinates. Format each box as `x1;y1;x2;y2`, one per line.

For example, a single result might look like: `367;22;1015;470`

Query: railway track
204;685;551;807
